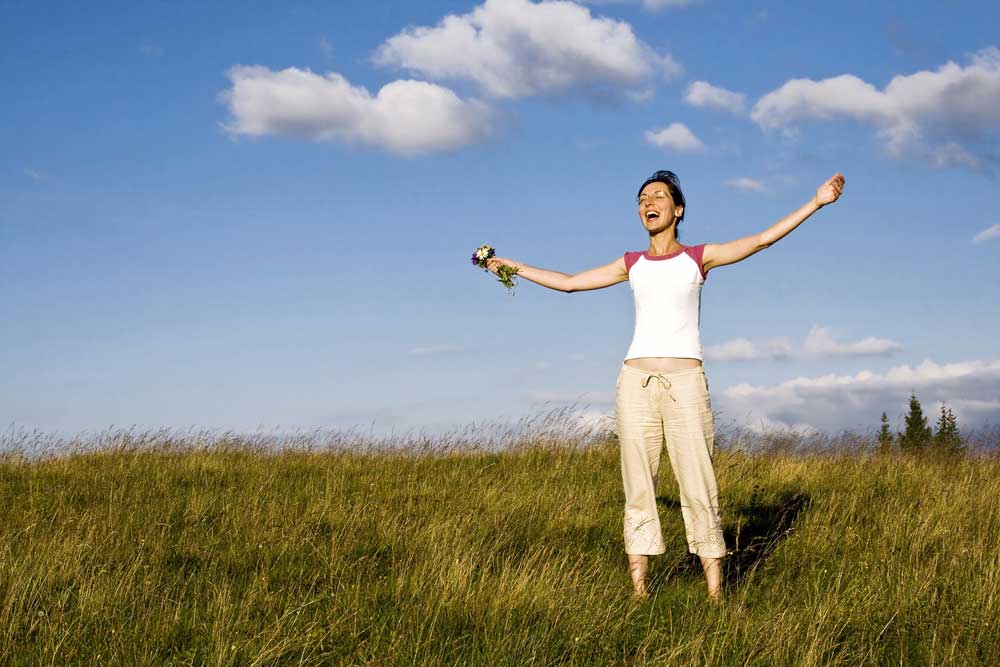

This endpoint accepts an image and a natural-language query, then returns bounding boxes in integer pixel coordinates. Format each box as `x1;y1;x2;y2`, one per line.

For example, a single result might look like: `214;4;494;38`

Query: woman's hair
637;170;686;238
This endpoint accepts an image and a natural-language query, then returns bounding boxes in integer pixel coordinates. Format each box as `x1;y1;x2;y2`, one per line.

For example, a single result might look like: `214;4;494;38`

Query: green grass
2;421;999;666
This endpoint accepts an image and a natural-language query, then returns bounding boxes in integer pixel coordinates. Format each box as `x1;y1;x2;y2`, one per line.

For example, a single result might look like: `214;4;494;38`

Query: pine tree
877;412;894;455
932;403;962;455
946;406;962;454
899;392;932;453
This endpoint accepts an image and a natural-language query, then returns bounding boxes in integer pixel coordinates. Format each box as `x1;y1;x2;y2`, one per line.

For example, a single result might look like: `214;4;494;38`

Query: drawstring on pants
641;374;677;401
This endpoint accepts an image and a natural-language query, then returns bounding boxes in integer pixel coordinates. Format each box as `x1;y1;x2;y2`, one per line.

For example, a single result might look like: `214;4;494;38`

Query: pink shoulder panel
683;244;708;280
624;251;643;273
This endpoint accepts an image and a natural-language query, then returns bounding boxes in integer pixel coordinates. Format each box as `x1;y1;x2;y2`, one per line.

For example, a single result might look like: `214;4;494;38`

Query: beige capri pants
615;363;726;559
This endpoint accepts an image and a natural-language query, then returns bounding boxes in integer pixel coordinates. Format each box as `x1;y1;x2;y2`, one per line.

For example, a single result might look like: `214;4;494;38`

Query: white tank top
623;244;707;361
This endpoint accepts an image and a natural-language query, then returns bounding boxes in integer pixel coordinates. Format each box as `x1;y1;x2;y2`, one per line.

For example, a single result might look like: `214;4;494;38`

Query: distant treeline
877;393;964;456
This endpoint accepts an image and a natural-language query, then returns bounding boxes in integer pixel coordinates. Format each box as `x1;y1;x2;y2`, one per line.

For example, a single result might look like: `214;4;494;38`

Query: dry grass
1;411;998;665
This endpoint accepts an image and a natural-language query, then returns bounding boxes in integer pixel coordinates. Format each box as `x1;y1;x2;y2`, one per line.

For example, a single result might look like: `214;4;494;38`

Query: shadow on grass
652;490;811;589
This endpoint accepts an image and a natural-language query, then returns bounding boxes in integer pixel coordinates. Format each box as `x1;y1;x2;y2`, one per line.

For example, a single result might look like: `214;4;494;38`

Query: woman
487;170;845;600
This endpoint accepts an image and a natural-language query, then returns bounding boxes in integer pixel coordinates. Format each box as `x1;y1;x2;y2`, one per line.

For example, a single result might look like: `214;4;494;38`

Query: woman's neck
649;239;684;257
648;234;682;256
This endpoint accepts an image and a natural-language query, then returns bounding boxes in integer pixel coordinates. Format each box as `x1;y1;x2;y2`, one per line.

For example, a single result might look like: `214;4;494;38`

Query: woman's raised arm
486;256;628;293
702;173;845;273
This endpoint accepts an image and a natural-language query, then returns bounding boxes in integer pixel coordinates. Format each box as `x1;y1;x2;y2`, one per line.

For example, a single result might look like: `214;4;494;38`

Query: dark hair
637;170;686;237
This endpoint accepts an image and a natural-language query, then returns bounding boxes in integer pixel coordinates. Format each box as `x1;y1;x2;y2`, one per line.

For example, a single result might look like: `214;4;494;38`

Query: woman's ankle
628;554;649;596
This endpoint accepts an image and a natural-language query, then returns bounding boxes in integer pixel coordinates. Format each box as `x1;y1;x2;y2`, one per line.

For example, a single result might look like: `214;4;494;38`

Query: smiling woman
485;168;845;600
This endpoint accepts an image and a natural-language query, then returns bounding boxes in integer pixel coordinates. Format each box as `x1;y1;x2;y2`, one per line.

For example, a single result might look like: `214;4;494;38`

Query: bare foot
699;555;723;601
628;554;648;598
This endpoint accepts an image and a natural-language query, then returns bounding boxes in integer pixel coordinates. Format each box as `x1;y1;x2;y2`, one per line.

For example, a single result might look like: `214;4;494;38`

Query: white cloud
409;344;466;355
374;0;680;100
139;44;163;57
705;337;793;361
217;65;493;156
725;177;767;193
645;122;704;152
951;398;1000;413
704;325;901;362
716;358;1000;432
751;47;1000;167
737;414;819;437
973;224;1000;243
801;326;903;358
684;81;746;114
22;168;45;182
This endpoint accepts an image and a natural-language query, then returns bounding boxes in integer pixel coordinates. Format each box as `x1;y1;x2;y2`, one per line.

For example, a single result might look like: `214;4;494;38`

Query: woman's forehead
640;182;671;195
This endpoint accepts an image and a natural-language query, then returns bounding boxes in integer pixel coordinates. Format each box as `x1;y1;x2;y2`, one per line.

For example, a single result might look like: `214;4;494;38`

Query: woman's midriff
624;357;703;373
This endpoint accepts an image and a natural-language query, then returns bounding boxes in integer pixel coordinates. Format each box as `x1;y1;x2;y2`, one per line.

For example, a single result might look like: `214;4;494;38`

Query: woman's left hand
815;173;845;207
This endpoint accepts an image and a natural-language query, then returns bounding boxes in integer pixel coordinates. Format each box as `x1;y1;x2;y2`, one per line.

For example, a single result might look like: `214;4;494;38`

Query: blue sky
3;0;999;440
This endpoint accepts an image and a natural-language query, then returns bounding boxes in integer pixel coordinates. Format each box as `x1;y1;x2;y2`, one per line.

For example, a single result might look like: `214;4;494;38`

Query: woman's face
637;181;683;233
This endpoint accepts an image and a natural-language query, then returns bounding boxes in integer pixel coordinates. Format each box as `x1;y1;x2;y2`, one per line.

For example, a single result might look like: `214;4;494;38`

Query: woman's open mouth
645;211;660;221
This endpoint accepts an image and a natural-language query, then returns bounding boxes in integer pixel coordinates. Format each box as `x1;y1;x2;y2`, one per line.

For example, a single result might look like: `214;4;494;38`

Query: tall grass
1;412;999;665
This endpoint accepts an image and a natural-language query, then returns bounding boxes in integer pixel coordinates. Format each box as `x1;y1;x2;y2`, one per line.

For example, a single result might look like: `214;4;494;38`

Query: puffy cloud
751;47;1000;167
716;358;1000;433
734;414;819;437
645;122;704;152
973;224;1000;243
704;326;901;362
684;81;746;114
217;66;493;156
800;326;903;358
705;337;793;361
725;177;767;193
374;0;680;100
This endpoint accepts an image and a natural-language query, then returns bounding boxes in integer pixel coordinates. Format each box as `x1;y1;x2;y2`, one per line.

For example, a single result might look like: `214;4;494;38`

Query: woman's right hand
486;257;519;275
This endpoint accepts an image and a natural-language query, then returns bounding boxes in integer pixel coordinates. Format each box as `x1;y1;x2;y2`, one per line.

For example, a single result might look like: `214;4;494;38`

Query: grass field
2;414;999;666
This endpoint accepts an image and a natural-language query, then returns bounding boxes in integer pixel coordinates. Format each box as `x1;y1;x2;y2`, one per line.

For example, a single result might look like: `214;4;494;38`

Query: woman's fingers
487;257;512;272
821;173;845;202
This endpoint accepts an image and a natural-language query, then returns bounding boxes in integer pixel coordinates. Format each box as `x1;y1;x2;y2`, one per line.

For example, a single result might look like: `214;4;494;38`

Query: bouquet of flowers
471;244;519;294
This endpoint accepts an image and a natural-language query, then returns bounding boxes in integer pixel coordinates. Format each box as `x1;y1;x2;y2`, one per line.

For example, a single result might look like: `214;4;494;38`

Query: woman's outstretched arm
702;173;845;273
485;256;628;293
